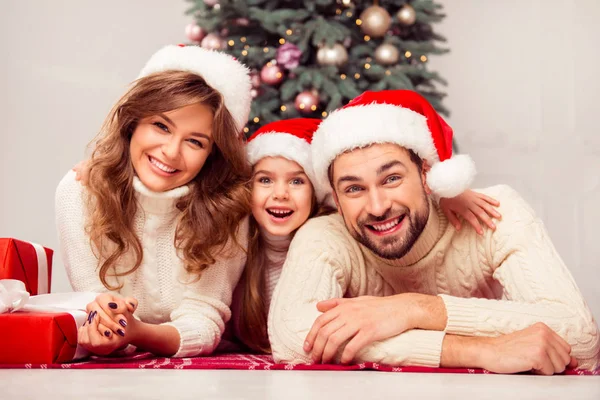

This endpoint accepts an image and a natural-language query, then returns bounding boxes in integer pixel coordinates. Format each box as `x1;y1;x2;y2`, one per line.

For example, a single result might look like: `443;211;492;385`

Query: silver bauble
397;4;417;26
316;43;349;67
374;43;400;65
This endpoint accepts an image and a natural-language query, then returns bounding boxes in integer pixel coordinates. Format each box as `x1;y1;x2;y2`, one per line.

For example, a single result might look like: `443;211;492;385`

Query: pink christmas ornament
276;43;303;70
260;63;284;85
185;23;206;42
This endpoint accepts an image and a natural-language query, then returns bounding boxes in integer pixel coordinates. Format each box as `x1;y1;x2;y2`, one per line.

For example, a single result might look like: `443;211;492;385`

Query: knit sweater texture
55;170;248;357
268;185;600;369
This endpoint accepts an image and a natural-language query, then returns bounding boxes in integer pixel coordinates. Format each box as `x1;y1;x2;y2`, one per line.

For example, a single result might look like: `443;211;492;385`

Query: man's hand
445;322;578;375
304;294;432;364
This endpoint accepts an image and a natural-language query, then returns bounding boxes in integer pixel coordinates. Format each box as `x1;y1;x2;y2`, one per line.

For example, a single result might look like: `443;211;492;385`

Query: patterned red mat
0;352;598;374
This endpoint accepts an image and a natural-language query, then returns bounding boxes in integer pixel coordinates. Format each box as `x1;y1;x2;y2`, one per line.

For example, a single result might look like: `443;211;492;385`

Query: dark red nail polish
117;329;125;337
104;330;111;337
129;302;136;308
119;319;127;327
108;302;118;310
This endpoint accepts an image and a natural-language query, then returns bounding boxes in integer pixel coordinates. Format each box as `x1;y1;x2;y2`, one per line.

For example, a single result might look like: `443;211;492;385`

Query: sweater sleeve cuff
439;294;480;336
162;320;207;358
401;330;445;367
357;330;445;367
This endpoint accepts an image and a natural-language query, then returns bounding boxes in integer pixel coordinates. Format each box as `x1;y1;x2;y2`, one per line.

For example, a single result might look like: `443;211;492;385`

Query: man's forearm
440;334;488;368
403;293;448;332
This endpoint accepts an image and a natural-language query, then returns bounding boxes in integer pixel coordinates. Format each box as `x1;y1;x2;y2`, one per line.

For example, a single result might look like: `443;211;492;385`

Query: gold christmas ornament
359;5;391;38
397;4;417;26
316;43;349;67
374;43;400;65
201;33;225;50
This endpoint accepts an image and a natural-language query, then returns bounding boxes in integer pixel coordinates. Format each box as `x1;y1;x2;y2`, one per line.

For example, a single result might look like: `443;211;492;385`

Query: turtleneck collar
260;228;293;254
367;199;448;268
132;176;190;215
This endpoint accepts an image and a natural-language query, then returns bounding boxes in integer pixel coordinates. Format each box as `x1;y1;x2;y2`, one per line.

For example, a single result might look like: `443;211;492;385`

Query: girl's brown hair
237;188;335;353
85;70;251;289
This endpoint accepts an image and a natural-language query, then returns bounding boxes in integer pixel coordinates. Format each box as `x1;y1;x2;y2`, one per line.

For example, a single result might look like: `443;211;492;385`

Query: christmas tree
185;0;448;136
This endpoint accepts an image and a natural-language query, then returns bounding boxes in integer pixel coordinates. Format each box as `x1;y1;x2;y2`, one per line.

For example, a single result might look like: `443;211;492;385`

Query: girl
55;45;253;358
232;118;501;354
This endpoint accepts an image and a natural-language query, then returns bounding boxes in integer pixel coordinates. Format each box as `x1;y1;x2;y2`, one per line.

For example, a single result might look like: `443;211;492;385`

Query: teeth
371;218;401;232
150;157;176;173
269;209;292;215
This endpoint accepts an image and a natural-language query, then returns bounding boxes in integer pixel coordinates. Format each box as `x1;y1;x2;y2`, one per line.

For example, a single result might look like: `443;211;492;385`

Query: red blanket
0;352;598;374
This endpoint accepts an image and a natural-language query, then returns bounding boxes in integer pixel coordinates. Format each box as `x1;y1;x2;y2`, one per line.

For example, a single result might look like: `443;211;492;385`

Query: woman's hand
78;293;139;356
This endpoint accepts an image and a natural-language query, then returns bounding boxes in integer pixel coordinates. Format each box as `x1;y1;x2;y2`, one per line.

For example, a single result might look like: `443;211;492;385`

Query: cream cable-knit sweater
55;170;249;357
268;185;600;370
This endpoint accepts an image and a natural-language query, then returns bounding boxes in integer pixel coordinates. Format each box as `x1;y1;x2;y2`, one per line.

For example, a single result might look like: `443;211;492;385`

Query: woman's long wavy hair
237;186;335;353
85;70;251;289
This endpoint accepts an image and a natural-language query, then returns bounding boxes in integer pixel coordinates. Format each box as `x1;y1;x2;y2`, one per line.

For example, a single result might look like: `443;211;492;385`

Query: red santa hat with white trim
247;118;328;202
137;44;252;134
311;90;476;202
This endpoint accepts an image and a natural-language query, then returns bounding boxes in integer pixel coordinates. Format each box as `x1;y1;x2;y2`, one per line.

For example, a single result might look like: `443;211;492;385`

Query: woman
55;45;252;357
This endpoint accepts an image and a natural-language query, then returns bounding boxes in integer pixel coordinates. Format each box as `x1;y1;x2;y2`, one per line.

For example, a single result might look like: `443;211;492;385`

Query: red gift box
0;238;53;295
0;312;77;364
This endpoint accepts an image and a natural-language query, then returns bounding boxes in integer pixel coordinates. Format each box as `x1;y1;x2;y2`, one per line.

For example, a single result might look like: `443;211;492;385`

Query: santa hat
311;90;476;200
246;118;328;202
137;45;252;133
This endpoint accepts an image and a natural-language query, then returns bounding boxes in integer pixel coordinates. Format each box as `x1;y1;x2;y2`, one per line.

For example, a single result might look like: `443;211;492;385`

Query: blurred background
1;0;599;318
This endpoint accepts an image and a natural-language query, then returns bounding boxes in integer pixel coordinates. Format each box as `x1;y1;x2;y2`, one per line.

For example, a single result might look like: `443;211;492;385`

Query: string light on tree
359;4;391;38
397;4;417;26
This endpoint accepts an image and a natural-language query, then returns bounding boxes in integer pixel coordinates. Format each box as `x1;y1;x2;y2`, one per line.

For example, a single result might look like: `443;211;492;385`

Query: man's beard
349;193;430;260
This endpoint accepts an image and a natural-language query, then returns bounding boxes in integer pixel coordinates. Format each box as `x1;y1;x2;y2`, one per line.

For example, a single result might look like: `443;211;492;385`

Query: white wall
429;0;600;317
1;1;598;317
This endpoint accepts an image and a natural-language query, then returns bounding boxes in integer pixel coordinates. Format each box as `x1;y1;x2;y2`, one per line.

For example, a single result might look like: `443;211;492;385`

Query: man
268;90;599;374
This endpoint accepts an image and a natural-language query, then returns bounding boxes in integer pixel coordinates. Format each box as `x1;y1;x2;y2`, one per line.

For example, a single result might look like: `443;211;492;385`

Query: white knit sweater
55;170;248;357
268;185;600;370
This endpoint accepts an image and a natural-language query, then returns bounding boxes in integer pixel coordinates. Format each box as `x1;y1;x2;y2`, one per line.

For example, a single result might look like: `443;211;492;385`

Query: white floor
0;370;598;400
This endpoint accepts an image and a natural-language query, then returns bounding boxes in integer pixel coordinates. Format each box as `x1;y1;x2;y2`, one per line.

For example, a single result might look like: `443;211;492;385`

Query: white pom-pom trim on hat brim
427;154;476;198
138;45;252;133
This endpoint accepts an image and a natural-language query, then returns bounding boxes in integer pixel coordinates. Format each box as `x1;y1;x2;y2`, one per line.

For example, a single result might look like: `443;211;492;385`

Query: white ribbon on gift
0;279;97;360
29;242;49;295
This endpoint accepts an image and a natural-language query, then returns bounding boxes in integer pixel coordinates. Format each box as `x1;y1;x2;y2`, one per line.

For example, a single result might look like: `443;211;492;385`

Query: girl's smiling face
251;156;314;237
